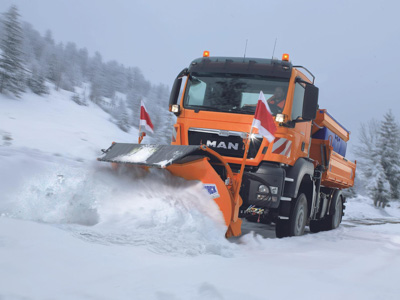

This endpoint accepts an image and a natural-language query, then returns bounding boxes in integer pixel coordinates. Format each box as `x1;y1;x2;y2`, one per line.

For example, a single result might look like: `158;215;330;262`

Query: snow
115;145;158;163
1;90;400;299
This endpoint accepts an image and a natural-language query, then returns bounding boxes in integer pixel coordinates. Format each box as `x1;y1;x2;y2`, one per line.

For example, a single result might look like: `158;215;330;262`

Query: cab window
291;82;305;120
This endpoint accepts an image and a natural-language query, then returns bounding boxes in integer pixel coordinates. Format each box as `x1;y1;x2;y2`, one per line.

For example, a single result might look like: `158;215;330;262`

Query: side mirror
169;68;188;116
302;84;319;120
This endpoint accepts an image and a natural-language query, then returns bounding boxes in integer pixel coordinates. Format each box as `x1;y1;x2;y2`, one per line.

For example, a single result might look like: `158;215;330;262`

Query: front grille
188;129;262;158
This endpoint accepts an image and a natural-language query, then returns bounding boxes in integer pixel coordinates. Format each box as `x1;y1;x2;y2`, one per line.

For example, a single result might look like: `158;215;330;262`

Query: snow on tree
355;119;381;180
89;52;108;103
116;99;131;132
0;5;25;97
355;119;389;205
44;29;54;45
146;84;173;144
71;91;87;106
43;44;62;89
371;174;390;208
27;65;48;95
379;110;400;200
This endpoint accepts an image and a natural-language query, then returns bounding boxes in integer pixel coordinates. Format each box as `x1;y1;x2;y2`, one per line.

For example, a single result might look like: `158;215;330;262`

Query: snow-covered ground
1;90;400;300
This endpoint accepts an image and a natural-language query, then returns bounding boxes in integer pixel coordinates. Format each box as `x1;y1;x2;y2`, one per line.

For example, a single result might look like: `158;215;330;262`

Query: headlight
171;104;180;113
258;185;268;193
258;185;278;194
275;114;286;123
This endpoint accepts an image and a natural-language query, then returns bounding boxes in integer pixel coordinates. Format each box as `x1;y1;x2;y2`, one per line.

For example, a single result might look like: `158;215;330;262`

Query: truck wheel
326;191;343;230
310;190;343;233
275;193;308;238
289;193;308;236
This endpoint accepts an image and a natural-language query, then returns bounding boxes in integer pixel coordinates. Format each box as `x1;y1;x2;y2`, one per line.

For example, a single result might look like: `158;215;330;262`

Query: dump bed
309;109;356;189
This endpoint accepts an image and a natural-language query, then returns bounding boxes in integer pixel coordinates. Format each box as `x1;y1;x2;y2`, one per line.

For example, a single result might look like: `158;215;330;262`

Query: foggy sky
1;0;399;158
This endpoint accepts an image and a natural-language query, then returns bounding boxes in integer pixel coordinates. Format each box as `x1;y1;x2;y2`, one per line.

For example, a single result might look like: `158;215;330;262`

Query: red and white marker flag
140;100;154;133
251;91;277;142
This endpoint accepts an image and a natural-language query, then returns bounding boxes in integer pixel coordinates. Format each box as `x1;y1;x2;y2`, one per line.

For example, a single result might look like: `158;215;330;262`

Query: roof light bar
282;53;289;61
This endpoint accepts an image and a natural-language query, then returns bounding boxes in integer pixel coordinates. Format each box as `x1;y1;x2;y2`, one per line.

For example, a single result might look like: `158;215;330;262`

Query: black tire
325;190;343;230
309;190;343;233
289;193;308;236
275;193;308;238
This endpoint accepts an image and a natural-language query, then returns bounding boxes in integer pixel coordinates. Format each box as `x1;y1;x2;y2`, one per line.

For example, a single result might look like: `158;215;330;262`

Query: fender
284;158;315;199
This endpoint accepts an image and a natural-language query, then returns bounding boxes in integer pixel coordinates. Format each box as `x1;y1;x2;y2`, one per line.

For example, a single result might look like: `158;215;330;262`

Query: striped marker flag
251;91;277;142
140;100;154;133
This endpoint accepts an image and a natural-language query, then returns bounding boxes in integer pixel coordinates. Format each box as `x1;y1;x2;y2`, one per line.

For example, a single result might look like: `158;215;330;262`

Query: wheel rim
294;205;305;235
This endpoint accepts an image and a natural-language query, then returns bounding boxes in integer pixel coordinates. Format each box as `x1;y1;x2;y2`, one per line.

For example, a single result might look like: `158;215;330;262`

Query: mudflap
98;143;242;237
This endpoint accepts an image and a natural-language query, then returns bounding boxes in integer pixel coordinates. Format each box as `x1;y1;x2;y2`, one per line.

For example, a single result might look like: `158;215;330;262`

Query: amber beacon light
282;53;289;61
203;50;210;57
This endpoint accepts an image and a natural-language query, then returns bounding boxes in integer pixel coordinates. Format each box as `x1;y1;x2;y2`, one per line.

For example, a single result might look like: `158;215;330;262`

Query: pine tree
116;99;130;132
371;174;390;208
0;5;25;97
379;110;400;200
355;119;388;205
145;84;173;144
27;68;48;95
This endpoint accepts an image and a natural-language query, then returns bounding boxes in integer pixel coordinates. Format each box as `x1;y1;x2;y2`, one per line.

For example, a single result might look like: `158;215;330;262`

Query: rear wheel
309;190;343;233
326;191;343;230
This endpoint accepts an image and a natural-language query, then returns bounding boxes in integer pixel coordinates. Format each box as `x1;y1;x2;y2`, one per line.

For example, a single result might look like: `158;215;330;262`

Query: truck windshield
183;73;289;115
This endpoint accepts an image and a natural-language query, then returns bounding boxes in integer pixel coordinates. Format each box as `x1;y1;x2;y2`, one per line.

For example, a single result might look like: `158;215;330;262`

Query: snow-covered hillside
1;91;400;300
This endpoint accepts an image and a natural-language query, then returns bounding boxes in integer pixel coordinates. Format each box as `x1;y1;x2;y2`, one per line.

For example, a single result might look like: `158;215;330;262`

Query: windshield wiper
228;105;256;113
186;105;219;112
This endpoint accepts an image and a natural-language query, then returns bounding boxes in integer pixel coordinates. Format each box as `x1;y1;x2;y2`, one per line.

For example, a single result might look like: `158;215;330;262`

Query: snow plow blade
98;143;242;237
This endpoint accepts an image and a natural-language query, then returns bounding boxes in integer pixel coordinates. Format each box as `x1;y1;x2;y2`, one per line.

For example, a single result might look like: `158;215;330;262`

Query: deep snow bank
0;149;233;257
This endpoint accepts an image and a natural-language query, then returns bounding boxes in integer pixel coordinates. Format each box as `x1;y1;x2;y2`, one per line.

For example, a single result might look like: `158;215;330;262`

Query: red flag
251;91;277;142
140;101;154;133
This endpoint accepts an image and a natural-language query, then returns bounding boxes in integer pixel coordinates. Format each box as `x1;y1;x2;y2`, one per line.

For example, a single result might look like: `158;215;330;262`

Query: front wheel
289;193;308;236
275;193;308;238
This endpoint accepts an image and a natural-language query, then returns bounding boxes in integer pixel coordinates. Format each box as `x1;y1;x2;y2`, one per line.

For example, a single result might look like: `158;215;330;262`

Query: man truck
99;52;356;238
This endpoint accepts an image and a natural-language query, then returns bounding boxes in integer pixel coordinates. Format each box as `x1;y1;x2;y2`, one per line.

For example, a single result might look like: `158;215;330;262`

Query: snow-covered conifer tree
44;29;54;45
371;174;390;207
0;5;25;97
27;67;48;95
149;83;173;144
355;120;386;201
379;110;400;200
116;99;131;132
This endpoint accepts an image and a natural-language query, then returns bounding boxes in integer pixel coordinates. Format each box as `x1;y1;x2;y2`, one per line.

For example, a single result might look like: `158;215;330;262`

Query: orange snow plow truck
98;53;356;238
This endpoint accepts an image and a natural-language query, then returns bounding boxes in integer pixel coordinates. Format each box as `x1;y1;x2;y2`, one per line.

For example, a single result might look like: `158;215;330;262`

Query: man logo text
206;140;239;150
